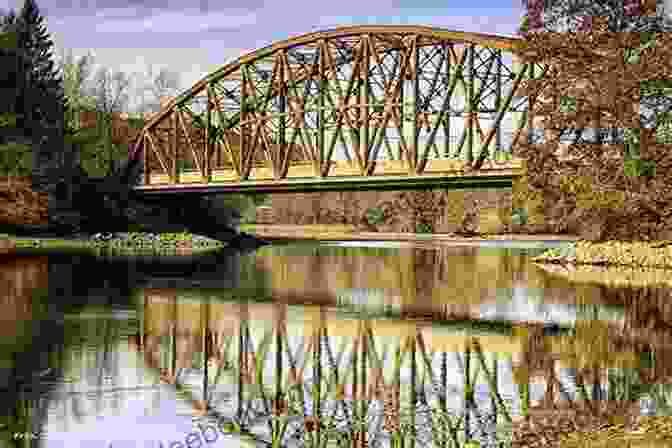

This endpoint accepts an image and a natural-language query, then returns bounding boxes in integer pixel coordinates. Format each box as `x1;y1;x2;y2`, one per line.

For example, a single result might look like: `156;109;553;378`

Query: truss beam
131;26;536;188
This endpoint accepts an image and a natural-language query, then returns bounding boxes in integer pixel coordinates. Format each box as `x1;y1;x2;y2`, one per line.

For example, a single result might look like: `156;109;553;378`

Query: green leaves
511;207;528;226
623;157;656;178
0;112;19;128
0;141;32;176
364;207;386;226
558;95;577;114
0;30;18;50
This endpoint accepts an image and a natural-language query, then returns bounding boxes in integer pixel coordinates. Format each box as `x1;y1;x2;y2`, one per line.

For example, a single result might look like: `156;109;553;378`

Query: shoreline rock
533;240;672;269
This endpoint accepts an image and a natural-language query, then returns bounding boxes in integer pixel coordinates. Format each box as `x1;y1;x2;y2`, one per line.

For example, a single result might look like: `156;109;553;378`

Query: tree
136;64;181;115
0;16;32;176
8;0;65;129
510;11;672;241
81;66;133;177
529;0;669;34
517;12;530;35
0;27;20;129
0;1;74;181
55;48;97;133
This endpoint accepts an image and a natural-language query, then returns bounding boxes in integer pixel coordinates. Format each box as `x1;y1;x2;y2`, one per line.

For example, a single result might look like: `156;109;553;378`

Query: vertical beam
352;321;360;448
274;303;283;439
464;340;471;442
143;136;150;185
361;320;368;448
240;65;247;180
279;55;287;178
491;353;498;437
313;308;323;444
495;49;503;157
318;40;326;177
398;69;404;162
444;44;451;158
216;89;222;168
140;294;145;349
238;302;246;425
441;350;448;448
410;332;417;448
170;324;176;379
202;298;210;408
205;84;212;181
361;36;370;171
411;37;420;173
466;45;475;164
172;111;178;183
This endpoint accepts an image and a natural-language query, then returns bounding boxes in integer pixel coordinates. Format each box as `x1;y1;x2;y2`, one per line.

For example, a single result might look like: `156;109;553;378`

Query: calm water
0;240;669;448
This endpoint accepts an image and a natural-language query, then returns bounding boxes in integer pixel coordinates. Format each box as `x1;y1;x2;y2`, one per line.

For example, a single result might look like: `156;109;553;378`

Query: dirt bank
239;224;579;243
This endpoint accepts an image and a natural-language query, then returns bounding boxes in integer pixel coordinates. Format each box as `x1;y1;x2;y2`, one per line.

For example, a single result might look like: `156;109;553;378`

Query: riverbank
532;240;672;269
242;224;672;270
239;224;579;243
0;231;227;256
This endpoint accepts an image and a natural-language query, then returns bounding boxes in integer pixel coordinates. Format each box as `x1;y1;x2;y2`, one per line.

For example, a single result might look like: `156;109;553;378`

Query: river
1;239;669;448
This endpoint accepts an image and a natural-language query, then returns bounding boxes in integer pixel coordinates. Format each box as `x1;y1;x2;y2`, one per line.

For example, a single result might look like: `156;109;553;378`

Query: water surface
0;240;667;448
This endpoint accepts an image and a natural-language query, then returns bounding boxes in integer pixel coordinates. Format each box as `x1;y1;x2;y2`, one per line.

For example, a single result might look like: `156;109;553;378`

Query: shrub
364;207;386;226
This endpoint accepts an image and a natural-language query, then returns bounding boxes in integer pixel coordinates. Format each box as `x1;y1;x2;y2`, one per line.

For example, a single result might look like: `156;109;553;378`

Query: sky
0;0;527;113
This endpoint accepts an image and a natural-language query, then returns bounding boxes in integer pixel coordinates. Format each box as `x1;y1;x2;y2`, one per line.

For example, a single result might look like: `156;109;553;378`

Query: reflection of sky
40;348;248;448
37;297;573;448
479;285;578;325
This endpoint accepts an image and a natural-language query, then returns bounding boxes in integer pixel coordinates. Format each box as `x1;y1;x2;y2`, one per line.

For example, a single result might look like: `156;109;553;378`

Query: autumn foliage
0;176;49;226
511;16;672;241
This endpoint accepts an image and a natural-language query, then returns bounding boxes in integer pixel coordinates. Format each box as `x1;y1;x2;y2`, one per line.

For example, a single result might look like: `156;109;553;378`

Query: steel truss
129;26;545;190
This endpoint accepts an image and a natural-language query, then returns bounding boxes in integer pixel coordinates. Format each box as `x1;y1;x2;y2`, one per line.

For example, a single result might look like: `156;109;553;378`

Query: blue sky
0;0;526;112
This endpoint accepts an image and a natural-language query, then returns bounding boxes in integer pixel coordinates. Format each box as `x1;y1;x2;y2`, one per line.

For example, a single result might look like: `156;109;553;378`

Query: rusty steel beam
131;26;523;158
129;25;539;189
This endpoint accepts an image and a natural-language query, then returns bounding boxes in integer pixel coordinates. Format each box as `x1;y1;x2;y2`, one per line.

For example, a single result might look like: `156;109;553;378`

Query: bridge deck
134;159;523;193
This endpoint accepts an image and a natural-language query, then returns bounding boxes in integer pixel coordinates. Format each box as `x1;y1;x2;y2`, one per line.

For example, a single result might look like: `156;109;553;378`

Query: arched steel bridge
128;25;547;195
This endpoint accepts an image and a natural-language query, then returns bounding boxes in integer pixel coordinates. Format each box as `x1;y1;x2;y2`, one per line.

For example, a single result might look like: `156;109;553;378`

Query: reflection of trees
602;285;672;385
255;245;555;318
511;281;672;446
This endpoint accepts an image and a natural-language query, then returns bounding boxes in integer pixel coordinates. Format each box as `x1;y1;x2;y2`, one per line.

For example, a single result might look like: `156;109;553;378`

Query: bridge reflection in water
8;243;664;448
132;297;522;446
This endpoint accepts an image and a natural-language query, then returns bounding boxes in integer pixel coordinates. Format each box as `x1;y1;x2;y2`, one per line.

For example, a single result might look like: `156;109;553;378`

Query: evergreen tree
0;9;33;177
10;0;65;129
0;10;22;130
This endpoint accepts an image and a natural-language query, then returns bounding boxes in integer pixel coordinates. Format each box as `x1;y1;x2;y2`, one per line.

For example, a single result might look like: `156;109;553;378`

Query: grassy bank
0;232;227;256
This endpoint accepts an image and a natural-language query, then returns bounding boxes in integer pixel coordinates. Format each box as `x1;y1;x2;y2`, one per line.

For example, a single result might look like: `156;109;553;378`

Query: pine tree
0;10;23;131
10;0;65;129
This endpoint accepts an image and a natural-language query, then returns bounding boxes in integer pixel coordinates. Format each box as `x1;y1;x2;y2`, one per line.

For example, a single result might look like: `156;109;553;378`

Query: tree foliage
0;1;66;177
55;48;97;132
527;0;670;34
3;0;65;130
136;64;181;115
512;10;672;240
76;66;134;177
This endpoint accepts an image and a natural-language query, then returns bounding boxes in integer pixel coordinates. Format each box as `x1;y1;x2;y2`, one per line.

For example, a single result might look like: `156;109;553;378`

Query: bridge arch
130;25;545;188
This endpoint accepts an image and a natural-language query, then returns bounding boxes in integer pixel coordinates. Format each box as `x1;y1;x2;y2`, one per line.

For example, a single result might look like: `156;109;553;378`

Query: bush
511;207;528;226
364;207;386;226
415;222;433;233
